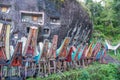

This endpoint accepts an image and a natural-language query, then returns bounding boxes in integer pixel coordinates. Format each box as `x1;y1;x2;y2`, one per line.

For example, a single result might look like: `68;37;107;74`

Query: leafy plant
27;63;120;80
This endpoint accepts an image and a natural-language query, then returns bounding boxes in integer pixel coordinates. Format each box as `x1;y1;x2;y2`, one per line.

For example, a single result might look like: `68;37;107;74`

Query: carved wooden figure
47;35;58;74
0;23;10;79
23;26;38;78
56;37;70;71
39;39;50;76
10;42;22;77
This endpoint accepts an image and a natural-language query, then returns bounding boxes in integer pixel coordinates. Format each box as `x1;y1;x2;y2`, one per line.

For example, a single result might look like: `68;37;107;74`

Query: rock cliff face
0;0;92;47
59;0;93;46
15;0;39;11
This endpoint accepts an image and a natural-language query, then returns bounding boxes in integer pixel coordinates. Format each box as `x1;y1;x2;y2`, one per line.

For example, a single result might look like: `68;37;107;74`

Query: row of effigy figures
0;25;107;80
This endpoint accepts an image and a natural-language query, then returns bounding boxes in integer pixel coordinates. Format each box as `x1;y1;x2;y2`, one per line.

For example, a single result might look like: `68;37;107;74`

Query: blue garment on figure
33;47;41;64
78;46;85;60
96;50;104;60
33;54;40;64
71;51;76;61
56;48;60;57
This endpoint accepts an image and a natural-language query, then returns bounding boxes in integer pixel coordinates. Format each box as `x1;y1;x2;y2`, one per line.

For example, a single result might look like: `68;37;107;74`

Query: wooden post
18;66;21;77
0;65;2;80
25;66;27;79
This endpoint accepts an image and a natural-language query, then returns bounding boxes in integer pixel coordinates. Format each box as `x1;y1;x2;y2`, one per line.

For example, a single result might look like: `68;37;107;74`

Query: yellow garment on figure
86;42;93;58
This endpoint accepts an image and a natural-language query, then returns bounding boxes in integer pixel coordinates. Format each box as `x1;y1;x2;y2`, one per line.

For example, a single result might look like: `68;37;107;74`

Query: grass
27;63;120;80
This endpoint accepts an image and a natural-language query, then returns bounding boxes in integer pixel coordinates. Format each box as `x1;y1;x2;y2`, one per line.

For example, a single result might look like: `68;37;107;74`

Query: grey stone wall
0;0;93;47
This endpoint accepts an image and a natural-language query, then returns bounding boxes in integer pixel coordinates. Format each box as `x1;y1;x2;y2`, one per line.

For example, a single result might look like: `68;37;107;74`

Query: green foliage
84;0;120;41
77;1;92;18
117;64;120;79
27;63;120;80
84;63;119;80
78;70;90;80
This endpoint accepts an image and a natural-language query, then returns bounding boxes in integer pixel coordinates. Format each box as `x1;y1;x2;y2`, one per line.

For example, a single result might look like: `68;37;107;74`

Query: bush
27;63;120;80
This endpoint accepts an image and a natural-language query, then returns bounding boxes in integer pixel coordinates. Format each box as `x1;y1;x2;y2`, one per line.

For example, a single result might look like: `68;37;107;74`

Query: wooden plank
48;35;58;59
0;23;3;34
23;28;33;56
32;27;38;56
5;25;10;60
